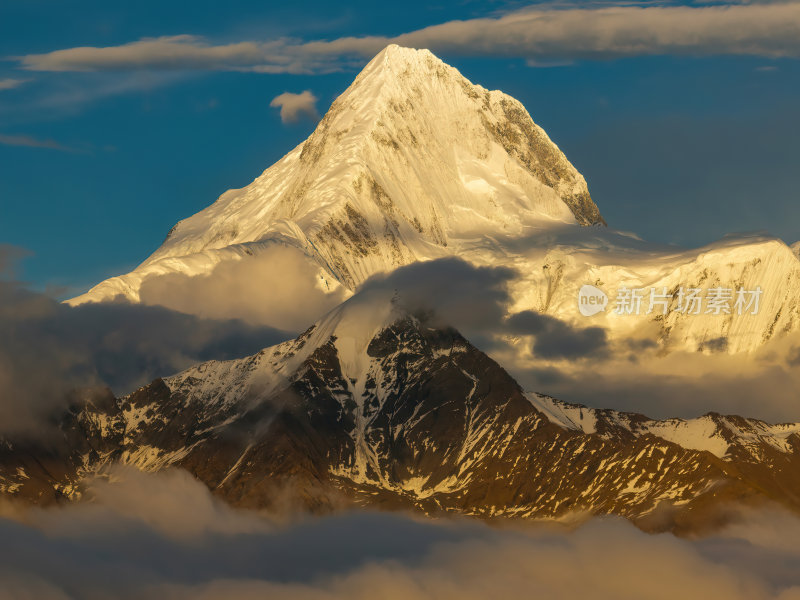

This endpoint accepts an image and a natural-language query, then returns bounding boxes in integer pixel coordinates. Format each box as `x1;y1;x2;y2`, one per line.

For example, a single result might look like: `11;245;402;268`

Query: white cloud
19;35;273;72
15;3;800;74
269;90;319;123
390;2;800;61
138;244;348;330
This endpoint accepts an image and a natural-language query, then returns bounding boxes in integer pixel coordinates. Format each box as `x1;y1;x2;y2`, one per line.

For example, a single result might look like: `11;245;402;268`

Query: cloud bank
2;466;800;599
138;245;349;331
17;3;800;74
0;247;290;436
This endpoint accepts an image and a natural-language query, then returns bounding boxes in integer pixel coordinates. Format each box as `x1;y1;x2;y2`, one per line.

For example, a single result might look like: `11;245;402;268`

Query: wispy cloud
0;133;73;151
0;78;30;90
15;3;800;74
269;90;319;123
0;71;190;121
16;35;331;74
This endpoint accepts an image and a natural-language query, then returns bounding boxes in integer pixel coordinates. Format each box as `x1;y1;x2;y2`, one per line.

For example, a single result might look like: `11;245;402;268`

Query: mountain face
5;294;800;533
69;45;602;304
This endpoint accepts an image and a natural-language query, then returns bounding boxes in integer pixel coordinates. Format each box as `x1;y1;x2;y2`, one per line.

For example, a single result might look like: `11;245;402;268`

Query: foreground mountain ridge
4;294;800;533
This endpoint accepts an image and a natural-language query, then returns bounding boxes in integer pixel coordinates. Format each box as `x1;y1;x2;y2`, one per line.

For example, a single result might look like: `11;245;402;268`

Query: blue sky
1;0;799;293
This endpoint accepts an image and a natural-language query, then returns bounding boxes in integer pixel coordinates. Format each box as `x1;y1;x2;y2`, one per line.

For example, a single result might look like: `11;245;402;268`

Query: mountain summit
70;44;603;304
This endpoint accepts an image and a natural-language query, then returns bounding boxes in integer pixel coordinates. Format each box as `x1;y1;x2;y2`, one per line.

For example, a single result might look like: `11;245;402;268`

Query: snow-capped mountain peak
69;45;603;305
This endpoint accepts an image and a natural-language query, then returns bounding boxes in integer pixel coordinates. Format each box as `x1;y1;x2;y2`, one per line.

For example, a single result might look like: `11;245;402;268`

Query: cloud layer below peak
3;466;800;599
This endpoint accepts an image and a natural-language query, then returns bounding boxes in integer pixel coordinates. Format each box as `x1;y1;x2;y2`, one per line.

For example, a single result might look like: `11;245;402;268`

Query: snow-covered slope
69;44;601;303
